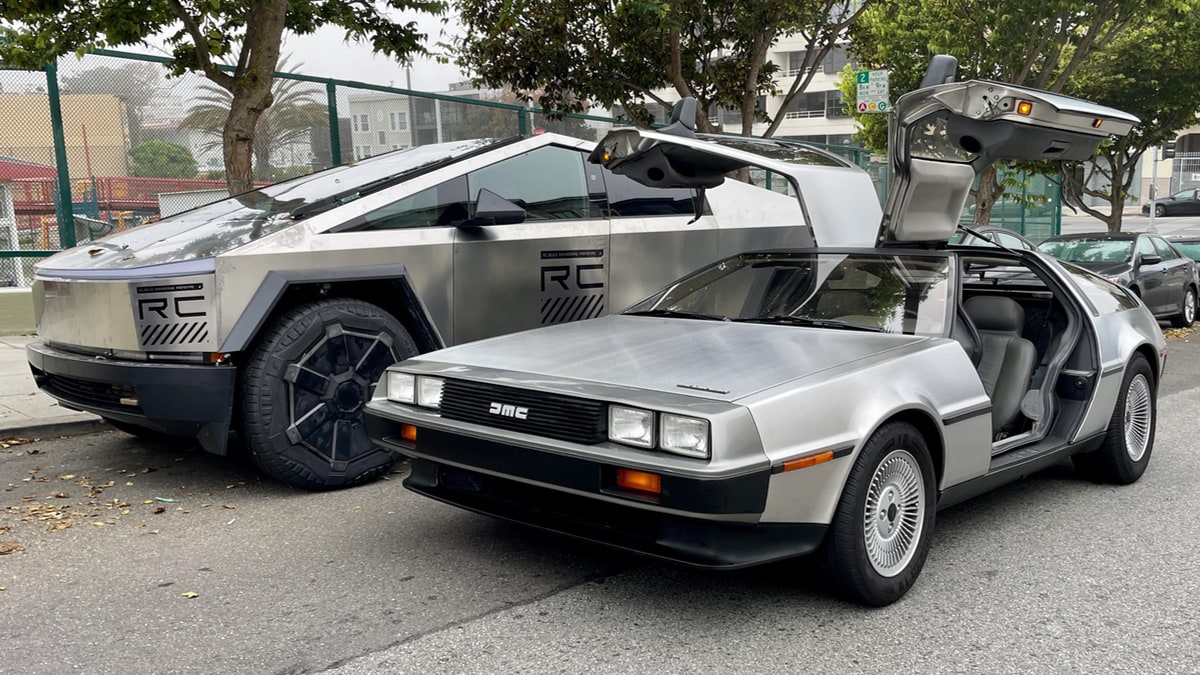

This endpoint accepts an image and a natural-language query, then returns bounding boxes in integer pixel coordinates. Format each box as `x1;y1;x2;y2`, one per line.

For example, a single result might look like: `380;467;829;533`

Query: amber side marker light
1092;118;1104;128
1016;101;1033;116
616;468;661;496
783;451;834;472
400;424;418;443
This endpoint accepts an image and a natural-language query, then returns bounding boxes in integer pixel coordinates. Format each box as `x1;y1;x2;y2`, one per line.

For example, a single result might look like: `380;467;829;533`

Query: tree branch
164;0;235;90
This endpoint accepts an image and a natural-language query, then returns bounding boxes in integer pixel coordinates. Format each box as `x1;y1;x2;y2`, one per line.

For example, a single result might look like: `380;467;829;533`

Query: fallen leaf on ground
0;438;33;449
0;541;25;555
181;591;198;599
154;497;179;503
221;504;236;510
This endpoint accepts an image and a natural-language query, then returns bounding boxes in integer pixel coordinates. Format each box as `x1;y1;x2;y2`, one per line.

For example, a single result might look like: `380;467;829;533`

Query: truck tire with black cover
239;298;417;490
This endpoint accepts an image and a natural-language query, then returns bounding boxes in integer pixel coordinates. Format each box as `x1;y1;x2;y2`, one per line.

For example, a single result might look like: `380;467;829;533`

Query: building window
355;145;372;160
825;90;849;118
784;92;827;120
378;131;386;145
352;114;370;132
390;111;408;131
787;51;811;77
823;46;853;75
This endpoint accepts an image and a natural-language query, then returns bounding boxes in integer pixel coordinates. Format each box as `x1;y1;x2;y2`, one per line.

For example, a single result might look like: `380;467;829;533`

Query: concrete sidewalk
0;335;107;439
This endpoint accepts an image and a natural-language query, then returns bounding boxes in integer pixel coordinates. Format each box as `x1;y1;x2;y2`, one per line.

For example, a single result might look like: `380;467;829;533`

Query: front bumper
26;341;237;455
367;415;827;569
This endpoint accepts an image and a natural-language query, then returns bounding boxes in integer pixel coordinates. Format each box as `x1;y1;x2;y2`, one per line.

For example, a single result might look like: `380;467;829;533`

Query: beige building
0;94;130;176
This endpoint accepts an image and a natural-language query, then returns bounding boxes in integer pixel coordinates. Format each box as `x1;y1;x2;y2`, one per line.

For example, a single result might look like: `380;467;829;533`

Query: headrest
964;295;1025;333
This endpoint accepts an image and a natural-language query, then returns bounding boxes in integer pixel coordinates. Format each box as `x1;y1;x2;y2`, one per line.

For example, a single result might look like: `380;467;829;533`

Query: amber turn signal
400;424;418;443
782;451;834;472
1016;101;1033;116
616;468;661;495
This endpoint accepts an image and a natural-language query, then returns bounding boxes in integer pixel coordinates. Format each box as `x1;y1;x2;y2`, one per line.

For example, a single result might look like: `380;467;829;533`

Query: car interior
954;250;1101;456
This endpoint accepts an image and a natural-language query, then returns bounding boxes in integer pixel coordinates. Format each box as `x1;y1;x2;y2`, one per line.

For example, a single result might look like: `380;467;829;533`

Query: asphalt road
2;329;1199;674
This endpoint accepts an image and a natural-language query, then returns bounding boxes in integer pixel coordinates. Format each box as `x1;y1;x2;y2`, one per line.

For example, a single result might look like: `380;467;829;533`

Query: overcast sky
130;9;468;93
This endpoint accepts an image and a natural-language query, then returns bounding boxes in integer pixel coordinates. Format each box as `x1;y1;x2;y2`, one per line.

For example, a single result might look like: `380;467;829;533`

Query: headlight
660;414;710;459
385;371;416;404
417;376;444;409
608;405;655;448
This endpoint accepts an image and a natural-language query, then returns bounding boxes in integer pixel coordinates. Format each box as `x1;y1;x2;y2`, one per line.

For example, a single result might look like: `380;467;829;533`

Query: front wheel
239;298;417;490
1171;286;1196;328
821;421;936;606
1072;354;1156;484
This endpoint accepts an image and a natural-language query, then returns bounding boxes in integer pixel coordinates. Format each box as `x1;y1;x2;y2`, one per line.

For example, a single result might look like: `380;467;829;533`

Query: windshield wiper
624;309;730;321
734;315;885;332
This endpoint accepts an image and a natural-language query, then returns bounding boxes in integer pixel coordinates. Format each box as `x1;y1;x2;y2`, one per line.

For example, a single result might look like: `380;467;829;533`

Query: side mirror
462;188;525;226
1139;253;1162;266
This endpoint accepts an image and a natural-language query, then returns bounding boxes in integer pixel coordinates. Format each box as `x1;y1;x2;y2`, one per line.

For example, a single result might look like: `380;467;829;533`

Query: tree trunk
219;0;287;194
972;165;1002;227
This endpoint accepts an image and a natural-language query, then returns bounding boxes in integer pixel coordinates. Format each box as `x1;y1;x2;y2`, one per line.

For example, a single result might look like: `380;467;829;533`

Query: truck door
452;144;610;345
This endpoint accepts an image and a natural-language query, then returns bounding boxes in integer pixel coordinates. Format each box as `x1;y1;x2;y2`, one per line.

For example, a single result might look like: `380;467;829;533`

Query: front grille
439;379;606;444
43;374;137;410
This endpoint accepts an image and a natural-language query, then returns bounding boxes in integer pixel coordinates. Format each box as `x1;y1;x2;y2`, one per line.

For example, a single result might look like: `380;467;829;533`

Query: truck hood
416;315;926;402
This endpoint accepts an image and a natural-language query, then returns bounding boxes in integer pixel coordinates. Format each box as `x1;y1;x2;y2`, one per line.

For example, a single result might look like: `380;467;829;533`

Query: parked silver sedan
365;64;1162;605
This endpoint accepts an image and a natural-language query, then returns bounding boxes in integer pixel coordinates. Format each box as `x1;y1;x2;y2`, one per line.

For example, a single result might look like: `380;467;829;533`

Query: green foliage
842;0;1162;225
1064;3;1200;231
129;140;198;178
451;0;870;135
0;0;446;192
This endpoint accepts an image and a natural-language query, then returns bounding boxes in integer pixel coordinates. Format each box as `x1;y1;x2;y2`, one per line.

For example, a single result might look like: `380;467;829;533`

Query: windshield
626;252;953;336
40;138;504;271
1038;238;1133;264
1171;242;1200;261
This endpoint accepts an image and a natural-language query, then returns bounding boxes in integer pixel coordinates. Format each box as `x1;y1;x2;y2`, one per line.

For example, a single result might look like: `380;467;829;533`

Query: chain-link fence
0;48;1056;286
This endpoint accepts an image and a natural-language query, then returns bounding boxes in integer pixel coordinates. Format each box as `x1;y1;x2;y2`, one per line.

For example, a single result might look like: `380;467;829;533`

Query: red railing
10;176;245;215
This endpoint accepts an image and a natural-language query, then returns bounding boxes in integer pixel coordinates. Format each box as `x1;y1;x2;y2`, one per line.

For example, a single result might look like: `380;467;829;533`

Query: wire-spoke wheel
823;421;935;606
862;449;926;577
1073;354;1156;485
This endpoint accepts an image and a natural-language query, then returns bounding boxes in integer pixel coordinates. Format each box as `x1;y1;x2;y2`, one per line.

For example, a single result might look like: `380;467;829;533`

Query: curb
0;417;111;441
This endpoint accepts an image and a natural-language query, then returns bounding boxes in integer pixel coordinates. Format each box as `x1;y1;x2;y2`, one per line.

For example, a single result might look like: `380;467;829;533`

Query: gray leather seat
963;296;1037;435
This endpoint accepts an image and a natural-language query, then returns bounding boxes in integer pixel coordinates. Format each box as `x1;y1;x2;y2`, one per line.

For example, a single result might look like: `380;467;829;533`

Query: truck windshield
42;138;504;271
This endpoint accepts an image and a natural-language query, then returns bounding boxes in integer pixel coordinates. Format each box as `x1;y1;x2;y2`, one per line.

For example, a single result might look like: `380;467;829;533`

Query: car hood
415;315;927;402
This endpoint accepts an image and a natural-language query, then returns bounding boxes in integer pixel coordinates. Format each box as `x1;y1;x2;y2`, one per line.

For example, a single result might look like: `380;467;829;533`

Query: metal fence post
326;82;342;167
517;107;527;135
45;60;76;248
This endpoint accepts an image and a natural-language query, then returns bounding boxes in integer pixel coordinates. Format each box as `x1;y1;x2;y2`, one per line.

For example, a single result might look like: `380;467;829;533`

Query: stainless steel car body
26;127;884;487
363;69;1164;603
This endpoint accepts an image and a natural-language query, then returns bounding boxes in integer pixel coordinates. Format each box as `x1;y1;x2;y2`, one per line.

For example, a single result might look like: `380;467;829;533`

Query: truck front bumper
26;341;237;455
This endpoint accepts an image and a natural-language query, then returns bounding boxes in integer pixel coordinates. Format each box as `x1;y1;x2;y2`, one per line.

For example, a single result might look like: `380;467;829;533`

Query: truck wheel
239;298;417;490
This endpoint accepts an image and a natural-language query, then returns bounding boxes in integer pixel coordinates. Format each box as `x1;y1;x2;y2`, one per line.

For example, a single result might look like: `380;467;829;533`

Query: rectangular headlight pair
608;405;710;459
385;371;444;409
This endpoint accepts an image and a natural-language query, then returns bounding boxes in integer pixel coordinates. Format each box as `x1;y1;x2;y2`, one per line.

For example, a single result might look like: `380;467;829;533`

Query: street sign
855;69;890;113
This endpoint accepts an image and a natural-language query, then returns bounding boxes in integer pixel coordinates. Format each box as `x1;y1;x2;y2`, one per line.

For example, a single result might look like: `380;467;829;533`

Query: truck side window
344;175;469;231
466;146;589;220
602;168;696;217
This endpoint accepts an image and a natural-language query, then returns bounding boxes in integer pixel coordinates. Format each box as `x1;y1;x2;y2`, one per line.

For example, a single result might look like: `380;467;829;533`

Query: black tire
1170;286;1196;328
1155;203;1167;217
239;298;417;490
821;421;936;606
1072;354;1156;485
103;417;182;441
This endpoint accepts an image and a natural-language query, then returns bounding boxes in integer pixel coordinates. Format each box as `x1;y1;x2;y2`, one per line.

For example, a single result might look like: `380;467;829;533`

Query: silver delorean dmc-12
365;60;1163;605
25;104;884;490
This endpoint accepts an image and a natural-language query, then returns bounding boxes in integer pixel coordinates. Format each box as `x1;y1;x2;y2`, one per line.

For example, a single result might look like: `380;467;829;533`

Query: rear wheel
1170;286;1196;328
1072;354;1155;484
239;298;417;490
1155;203;1167;217
821;421;936;606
